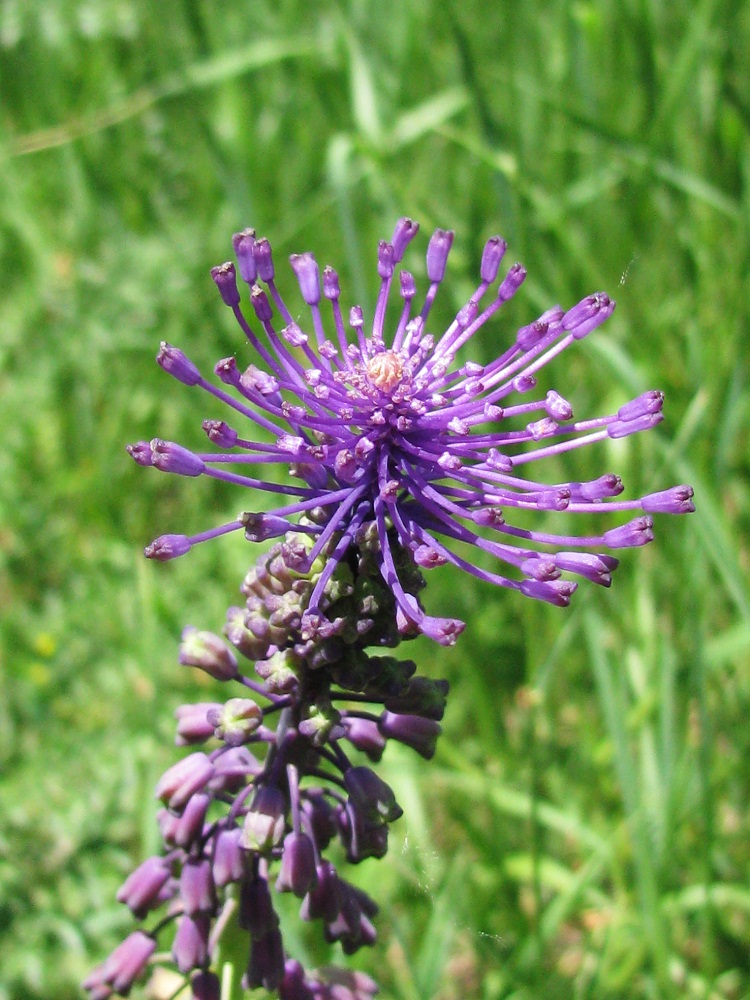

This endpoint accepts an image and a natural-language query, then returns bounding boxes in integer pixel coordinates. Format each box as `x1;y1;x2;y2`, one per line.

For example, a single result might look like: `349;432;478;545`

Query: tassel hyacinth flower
89;218;694;998
129;218;693;646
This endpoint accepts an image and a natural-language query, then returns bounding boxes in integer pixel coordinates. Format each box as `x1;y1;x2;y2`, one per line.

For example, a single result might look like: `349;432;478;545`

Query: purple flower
128;219;694;645
83;930;156;998
130;219;693;645
172;913;210;975
116;856;171;918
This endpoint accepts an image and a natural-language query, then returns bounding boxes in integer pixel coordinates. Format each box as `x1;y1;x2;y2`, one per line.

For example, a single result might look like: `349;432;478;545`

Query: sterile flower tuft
130;220;693;645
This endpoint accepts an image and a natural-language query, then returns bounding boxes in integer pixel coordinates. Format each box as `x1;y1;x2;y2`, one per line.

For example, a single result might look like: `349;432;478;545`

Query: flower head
130;220;693;644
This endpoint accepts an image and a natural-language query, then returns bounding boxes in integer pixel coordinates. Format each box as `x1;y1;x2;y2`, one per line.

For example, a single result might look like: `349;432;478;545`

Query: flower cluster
128;219;693;645
84;531;446;999
92;218;694;998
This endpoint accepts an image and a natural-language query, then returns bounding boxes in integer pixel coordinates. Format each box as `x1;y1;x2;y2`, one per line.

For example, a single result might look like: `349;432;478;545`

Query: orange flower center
365;350;403;392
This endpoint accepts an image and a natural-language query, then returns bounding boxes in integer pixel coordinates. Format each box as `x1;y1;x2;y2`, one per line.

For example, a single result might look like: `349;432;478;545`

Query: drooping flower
128;219;693;645
85;532;446;1000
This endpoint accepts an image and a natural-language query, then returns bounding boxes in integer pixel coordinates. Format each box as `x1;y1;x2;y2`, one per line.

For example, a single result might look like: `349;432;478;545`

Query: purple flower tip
144;533;192;560
344;766;403;824
172;912;210;974
180;858;215;915
241;511;295;542
400;270;416;301
480;236;507;283
554;552;617;586
214;355;241;386
642;485;695;514
202;418;238;448
276;831;318;897
156;341;202;385
210;262;241;307
253;237;275;282
378;711;441;759
191;970;222;1000
84;931;156;997
116;857;171;917
603;516;655;548
179;626;238;681
251;285;274;323
150;439;205;476
497;262;527;301
618;390;665;421
520;579;578;606
391;217;420;262
426;228;454;282
562;292;615;339
377;240;395;279
175;702;220;746
241;785;287;852
155;751;215;810
212;827;245;887
343;717;386;760
232;228;258;284
126;441;153;467
607;411;663;438
418;615;466;646
322;266;340;300
290;252;321;306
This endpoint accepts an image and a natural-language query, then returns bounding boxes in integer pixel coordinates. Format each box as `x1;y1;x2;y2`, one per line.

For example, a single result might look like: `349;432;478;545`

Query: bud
255;649;302;694
232;228;257;283
156;342;202;386
245;927;285;991
207;698;263;745
213;826;246;887
211;261;240;307
172;913;210;975
180;627;238;681
175;702;220;746
344;767;402;825
116;857;171;918
383;676;449;721
300;861;340;923
240;784;286;853
191;970;221;1000
425;228;454;282
209;745;262;794
378;711;442;759
238;873;279;937
179;858;214;915
391;217;419;262
275;831;317;897
173;792;211;849
90;931;155;996
342;717;386;762
155;753;214;811
480;235;507;283
289;252;321;305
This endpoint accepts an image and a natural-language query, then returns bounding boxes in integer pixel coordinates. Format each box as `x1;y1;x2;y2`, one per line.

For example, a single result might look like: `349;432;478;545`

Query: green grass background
1;1;748;998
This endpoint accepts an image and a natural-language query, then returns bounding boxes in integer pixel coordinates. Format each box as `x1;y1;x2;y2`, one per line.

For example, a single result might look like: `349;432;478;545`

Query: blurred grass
0;0;748;998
